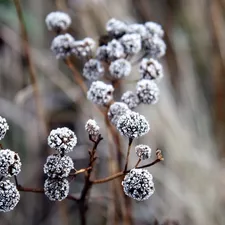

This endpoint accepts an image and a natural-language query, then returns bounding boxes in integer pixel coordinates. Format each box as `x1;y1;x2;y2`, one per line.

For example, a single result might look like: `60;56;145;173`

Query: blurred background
0;0;225;224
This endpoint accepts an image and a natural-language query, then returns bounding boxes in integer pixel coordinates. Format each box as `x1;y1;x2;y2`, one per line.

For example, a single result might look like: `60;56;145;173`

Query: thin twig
134;158;141;168
124;138;133;172
13;0;47;135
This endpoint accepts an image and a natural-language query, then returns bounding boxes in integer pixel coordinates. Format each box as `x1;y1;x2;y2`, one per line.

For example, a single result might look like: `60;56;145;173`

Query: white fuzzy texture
0;116;9;140
45;11;71;32
85;119;100;140
51;33;75;59
109;59;131;79
122;169;154;201
136;79;160;104
48;127;77;154
143;35;166;58
108;102;130;126
121;91;140;109
127;24;147;39
87;81;114;106
44;154;74;178
0;180;20;212
135;144;151;160
117;111;150;139
106;18;128;37
120;33;141;55
139;58;163;81
145;21;164;38
83;59;104;81
0;149;21;177
44;178;69;201
73;37;95;58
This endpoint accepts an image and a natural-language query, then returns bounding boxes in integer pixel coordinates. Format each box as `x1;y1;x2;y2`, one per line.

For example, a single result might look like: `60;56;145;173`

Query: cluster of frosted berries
83;59;104;81
135;144;151;160
109;59;131;79
85;119;100;141
45;127;77;201
87;81;114;106
0;117;21;212
117;111;150;139
45;11;71;32
0;180;20;212
73;37;95;58
122;169;154;201
0;116;9;140
121;91;140;109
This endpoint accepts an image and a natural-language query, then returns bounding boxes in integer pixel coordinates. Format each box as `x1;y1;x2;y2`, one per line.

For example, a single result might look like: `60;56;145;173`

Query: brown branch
134;158;141;168
13;0;47;135
124;138;133;172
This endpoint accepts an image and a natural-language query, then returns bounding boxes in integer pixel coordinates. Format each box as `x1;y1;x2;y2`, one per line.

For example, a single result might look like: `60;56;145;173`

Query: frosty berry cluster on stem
0;11;165;214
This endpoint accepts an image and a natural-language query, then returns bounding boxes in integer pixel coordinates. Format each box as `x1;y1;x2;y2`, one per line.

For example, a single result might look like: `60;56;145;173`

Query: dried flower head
51;33;75;59
83;59;104;81
87;81;114;106
127;24;147;39
143;35;166;58
44;154;74;178
139;58;163;81
0;116;9;140
108;102;130;126
96;45;109;61
106;18;128;38
136;79;160;104
121;91;140;109
0;149;21;177
48;127;77;154
44;178;69;201
109;59;131;79
45;11;71;32
73;37;95;58
117;111;150;139
135;144;151;160
85;119;100;140
145;21;164;38
107;39;125;60
122;168;154;201
120;33;141;55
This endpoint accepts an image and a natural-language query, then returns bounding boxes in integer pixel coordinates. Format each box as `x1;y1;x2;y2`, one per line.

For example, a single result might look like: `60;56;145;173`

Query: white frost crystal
117;111;150;139
83;59;104;81
73;37;95;58
106;18;128;37
121;91;140;109
48;127;77;154
122;168;154;201
120;33;141;55
109;59;131;79
87;81;114;106
0;149;21;177
136;79;160;104
85;119;100;139
135;144;151;160
0;116;9;140
0;180;20;212
45;11;71;32
145;21;164;38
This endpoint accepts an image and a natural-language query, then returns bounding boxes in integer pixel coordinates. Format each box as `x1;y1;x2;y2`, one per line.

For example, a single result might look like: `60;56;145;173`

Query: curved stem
124;138;133;172
134;158;141;168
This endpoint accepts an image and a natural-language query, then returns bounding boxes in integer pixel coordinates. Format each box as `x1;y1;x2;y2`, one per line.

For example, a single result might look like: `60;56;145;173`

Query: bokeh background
0;0;225;224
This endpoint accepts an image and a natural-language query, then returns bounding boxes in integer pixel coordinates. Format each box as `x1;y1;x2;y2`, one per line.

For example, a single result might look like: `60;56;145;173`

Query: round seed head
96;45;110;61
117;111;150;139
48;127;77;154
109;59;131;79
139;58;163;81
0;180;20;212
122;168;154;201
107;39;125;60
121;91;140;109
44;178;69;201
51;33;75;59
44;154;74;178
85;119;100;140
0;116;9;140
143;35;166;58
87;81;114;106
83;59;104;81
127;23;147;39
145;21;164;38
108;102;130;126
120;33;141;55
135;144;151;160
73;37;95;58
136;79;160;104
0;149;21;177
106;18;128;38
45;11;71;32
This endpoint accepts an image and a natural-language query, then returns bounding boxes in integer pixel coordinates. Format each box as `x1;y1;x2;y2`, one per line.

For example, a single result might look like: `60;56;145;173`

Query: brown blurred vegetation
0;0;225;225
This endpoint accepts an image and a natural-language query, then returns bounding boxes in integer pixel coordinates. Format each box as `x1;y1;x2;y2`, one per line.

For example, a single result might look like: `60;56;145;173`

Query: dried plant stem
135;158;141;168
124;138;133;172
13;0;47;134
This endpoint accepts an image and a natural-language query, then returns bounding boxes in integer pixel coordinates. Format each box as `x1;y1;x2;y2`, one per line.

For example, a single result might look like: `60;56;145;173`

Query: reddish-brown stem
124;138;133;172
135;158;141;168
